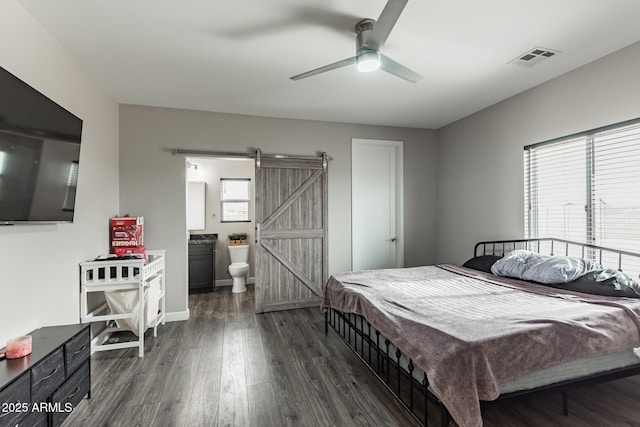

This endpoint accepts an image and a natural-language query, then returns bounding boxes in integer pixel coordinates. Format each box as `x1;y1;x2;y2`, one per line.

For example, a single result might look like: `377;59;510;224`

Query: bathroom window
220;178;251;222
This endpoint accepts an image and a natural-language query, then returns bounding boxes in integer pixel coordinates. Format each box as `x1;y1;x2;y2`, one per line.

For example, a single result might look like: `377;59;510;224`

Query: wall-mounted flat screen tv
0;66;83;225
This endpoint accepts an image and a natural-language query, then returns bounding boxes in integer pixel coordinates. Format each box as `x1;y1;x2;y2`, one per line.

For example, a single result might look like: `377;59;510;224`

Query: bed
321;238;640;427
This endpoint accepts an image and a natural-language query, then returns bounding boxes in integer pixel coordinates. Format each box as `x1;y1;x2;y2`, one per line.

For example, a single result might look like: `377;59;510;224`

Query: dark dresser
188;233;217;293
0;324;90;427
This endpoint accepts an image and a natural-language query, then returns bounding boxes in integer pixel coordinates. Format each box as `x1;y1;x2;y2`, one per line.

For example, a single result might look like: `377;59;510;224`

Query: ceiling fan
290;0;422;83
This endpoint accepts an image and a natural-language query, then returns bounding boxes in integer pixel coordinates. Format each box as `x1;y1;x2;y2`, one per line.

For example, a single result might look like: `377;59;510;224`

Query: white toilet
228;244;249;293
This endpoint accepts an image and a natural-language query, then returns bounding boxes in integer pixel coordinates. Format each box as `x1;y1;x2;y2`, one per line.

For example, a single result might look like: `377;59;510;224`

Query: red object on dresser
6;336;32;359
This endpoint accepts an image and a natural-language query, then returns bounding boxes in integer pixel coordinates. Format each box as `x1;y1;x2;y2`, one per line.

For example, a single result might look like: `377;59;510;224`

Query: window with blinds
525;119;640;253
220;178;251;222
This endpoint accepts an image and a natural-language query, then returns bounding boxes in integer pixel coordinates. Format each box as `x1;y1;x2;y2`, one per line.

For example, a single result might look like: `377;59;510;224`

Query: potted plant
228;232;248;246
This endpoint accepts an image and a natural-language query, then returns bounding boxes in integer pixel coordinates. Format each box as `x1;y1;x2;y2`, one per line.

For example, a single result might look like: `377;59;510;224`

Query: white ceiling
18;0;640;129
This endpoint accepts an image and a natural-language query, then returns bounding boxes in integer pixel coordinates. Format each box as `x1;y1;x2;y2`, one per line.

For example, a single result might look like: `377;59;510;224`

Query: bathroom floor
64;285;640;426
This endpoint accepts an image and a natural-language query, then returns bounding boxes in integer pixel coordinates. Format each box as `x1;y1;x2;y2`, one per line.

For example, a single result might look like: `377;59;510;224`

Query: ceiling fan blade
364;0;408;51
380;53;422;83
290;56;357;81
220;6;360;40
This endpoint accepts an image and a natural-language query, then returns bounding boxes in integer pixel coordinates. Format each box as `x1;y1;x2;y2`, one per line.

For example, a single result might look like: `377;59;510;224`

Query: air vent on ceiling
510;47;560;67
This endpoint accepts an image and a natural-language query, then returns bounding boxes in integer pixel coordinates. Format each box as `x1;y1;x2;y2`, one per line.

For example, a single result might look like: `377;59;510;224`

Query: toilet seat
229;262;249;272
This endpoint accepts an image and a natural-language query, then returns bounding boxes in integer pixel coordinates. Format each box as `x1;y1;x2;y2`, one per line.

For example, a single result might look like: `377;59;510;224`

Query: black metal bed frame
324;238;640;427
474;238;640;275
325;308;442;426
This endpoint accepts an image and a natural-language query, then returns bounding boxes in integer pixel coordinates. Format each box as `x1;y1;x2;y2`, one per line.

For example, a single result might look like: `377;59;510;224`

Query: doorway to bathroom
185;157;256;294
181;149;329;313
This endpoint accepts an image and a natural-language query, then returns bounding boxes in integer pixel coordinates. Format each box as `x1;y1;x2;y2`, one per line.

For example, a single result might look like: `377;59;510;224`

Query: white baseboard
165;309;189;322
216;277;255;287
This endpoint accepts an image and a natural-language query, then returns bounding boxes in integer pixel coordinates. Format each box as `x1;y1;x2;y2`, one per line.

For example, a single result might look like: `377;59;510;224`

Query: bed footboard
325;309;450;427
325;307;640;427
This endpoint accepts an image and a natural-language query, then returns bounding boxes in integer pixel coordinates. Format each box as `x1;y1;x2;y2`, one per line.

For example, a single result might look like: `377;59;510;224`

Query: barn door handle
256;223;261;246
387;237;397;242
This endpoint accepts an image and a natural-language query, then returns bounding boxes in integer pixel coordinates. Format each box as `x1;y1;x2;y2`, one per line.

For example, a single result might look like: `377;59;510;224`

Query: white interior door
352;139;403;271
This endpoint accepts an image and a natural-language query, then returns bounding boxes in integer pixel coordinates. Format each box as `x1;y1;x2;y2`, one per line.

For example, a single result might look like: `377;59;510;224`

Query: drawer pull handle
42;367;59;381
68;386;81;399
73;345;86;355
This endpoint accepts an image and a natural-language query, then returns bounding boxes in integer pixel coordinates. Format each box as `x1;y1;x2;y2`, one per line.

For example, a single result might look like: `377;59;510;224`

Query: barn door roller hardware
173;148;331;163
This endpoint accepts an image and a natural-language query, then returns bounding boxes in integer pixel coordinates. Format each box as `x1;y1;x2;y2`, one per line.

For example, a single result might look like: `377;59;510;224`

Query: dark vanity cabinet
188;234;217;293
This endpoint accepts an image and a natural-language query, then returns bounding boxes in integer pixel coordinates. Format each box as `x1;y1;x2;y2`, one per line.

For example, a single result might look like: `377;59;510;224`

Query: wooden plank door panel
255;155;328;313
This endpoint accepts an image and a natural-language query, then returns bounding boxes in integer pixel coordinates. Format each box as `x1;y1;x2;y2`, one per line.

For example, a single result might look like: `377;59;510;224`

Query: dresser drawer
31;348;65;403
0;373;30;427
51;361;90;427
16;409;47;427
65;327;90;374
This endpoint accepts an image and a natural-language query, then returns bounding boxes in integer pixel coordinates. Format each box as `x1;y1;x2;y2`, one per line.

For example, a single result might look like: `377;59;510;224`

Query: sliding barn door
255;153;328;313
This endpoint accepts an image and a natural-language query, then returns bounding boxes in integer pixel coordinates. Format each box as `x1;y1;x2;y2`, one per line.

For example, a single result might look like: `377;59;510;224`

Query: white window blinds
525;119;640;254
220;178;251;222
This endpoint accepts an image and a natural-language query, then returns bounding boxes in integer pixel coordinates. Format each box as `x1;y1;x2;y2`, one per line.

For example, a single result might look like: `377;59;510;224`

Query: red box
112;245;146;260
111;216;144;247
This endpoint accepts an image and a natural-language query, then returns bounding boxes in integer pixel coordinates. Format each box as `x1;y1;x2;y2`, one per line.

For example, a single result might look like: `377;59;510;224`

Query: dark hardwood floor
66;285;640;426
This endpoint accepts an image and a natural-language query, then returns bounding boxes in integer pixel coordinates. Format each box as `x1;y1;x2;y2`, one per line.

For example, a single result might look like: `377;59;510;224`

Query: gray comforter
321;265;640;427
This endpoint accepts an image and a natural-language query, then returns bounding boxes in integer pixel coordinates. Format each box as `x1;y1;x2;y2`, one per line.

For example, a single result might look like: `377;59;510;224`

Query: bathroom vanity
188;234;217;293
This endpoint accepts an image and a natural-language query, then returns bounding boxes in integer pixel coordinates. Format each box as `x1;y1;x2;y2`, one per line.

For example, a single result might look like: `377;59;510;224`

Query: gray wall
0;0;120;344
436;41;640;264
119;106;438;317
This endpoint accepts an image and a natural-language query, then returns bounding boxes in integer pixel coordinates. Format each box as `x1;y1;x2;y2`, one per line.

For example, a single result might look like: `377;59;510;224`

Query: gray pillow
549;270;640;298
462;255;502;273
596;269;640;296
491;250;602;284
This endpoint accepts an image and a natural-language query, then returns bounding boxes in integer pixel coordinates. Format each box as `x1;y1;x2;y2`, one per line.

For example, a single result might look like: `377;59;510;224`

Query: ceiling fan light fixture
289;2;421;83
356;50;380;72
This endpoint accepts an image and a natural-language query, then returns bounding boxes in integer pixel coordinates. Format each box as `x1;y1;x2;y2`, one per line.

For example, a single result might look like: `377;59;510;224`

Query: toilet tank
228;244;249;263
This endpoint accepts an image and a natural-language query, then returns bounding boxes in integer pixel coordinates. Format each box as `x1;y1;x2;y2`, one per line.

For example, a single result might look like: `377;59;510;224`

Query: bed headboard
474;238;640;279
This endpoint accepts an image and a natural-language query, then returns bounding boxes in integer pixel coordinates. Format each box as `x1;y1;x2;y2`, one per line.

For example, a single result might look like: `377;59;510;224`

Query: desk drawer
0;373;30;427
32;348;65;402
65;327;90;374
51;361;90;427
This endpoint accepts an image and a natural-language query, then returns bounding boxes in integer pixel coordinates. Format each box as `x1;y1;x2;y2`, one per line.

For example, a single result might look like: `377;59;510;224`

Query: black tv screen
0;66;83;224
